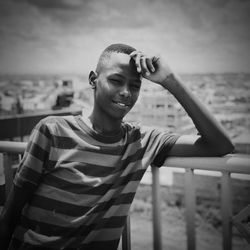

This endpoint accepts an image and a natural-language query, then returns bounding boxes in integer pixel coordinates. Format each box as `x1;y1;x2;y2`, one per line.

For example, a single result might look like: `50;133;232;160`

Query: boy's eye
131;84;140;90
110;79;122;84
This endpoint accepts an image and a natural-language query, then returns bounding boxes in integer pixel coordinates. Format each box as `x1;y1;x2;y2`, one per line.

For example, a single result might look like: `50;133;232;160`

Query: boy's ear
89;71;97;89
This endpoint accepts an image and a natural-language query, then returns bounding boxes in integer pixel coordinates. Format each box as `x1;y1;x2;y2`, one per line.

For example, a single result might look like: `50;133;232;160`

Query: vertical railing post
0;153;6;205
185;168;196;250
3;153;13;197
122;215;131;250
151;166;162;250
221;172;232;250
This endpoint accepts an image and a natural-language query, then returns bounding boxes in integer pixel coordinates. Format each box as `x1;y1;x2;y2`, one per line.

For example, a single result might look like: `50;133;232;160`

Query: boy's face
93;52;142;120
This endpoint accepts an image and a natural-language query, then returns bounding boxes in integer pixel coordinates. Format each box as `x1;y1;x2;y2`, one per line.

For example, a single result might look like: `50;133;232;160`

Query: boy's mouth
112;100;131;108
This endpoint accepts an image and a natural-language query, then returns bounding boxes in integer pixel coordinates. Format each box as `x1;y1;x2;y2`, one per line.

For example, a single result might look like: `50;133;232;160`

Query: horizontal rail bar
0;141;26;153
164;154;250;175
1;141;249;174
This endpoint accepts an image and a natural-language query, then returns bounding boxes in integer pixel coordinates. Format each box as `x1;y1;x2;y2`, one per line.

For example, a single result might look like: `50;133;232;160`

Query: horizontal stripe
77;144;125;156
78;240;120;250
21;153;46;172
29;178;141;215
94;181;140;207
91;192;135;214
52;134;127;156
40;168;144;197
119;146;148;171
50;147;122;167
9;238;57;250
51;135;78;149
22;206;97;229
36;183;102;205
15;226;61;245
74;162;115;177
23;203;131;229
47;153;150;181
11;236;120;250
120;155;151;177
15;165;42;186
30;195;91;217
44;172;111;194
84;227;123;242
21;214;126;237
48;143;149;178
17;153;46;179
26;141;50;163
14;226;121;250
103;204;131;218
31;126;51;150
30;192;135;217
13;178;38;191
111;169;145;189
21;216;76;237
43;162;119;185
121;132;150;160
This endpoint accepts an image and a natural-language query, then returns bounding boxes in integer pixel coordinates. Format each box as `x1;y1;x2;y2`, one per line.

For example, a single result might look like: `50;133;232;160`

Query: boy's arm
130;51;234;157
0;185;33;249
161;73;234;156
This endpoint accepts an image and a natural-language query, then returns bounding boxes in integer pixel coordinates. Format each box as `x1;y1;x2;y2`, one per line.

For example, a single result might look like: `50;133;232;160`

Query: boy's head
89;43;142;120
95;43;137;74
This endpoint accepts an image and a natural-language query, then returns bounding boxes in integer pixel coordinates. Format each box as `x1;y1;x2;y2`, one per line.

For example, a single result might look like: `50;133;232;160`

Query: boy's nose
119;85;131;98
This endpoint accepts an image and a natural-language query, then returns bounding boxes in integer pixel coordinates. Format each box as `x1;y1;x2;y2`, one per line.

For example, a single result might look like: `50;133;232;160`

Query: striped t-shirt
10;115;179;250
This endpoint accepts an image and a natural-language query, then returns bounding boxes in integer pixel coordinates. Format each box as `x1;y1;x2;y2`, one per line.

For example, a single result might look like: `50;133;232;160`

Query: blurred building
125;90;195;134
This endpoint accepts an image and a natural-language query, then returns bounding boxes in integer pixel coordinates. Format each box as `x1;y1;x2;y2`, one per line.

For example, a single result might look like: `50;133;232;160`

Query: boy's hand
130;51;173;85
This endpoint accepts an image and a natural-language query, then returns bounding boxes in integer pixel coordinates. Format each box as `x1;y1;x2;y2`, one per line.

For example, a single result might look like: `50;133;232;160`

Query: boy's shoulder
123;120;158;135
123;121;177;140
37;115;75;127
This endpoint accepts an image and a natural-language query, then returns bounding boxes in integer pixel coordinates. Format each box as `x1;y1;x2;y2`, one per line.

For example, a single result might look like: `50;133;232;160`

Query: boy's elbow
216;141;235;156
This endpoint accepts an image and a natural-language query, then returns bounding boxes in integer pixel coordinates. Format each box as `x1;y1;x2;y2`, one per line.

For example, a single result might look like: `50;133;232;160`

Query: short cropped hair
96;43;136;73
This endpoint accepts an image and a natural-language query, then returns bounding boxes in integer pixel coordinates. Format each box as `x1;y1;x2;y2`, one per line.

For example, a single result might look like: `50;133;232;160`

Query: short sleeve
14;119;52;191
151;131;180;167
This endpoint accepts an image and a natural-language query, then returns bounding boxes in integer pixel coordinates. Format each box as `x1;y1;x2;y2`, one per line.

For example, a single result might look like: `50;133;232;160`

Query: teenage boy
0;43;234;250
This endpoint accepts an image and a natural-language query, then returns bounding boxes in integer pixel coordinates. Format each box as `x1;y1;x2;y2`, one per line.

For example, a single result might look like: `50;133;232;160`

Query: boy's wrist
160;73;183;94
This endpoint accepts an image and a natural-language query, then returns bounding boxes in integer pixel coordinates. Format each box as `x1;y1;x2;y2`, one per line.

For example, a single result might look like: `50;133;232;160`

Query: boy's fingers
130;51;154;75
130;51;140;57
140;56;150;76
146;58;155;73
135;53;142;73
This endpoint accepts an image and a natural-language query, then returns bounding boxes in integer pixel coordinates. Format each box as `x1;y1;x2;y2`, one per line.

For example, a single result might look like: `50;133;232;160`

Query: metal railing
0;141;250;250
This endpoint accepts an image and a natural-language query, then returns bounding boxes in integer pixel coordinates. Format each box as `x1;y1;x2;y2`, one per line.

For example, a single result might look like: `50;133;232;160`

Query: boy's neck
88;110;123;136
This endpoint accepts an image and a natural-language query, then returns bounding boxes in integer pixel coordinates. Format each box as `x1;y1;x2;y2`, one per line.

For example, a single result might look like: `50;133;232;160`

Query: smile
112;101;131;108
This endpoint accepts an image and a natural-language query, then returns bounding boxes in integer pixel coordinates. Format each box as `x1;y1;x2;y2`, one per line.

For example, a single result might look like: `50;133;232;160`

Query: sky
0;0;250;75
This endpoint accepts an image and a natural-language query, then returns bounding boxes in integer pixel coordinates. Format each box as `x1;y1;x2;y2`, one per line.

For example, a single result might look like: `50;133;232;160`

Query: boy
0;43;234;249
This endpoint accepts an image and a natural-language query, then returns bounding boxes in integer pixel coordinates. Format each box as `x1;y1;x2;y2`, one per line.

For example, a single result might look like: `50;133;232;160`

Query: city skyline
0;0;250;75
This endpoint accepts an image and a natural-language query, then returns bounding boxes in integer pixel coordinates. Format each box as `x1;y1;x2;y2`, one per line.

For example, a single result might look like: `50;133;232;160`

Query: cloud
0;0;249;74
13;0;86;10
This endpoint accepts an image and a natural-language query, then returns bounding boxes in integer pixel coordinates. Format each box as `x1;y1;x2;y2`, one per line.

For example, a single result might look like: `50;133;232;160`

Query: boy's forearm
160;73;234;153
